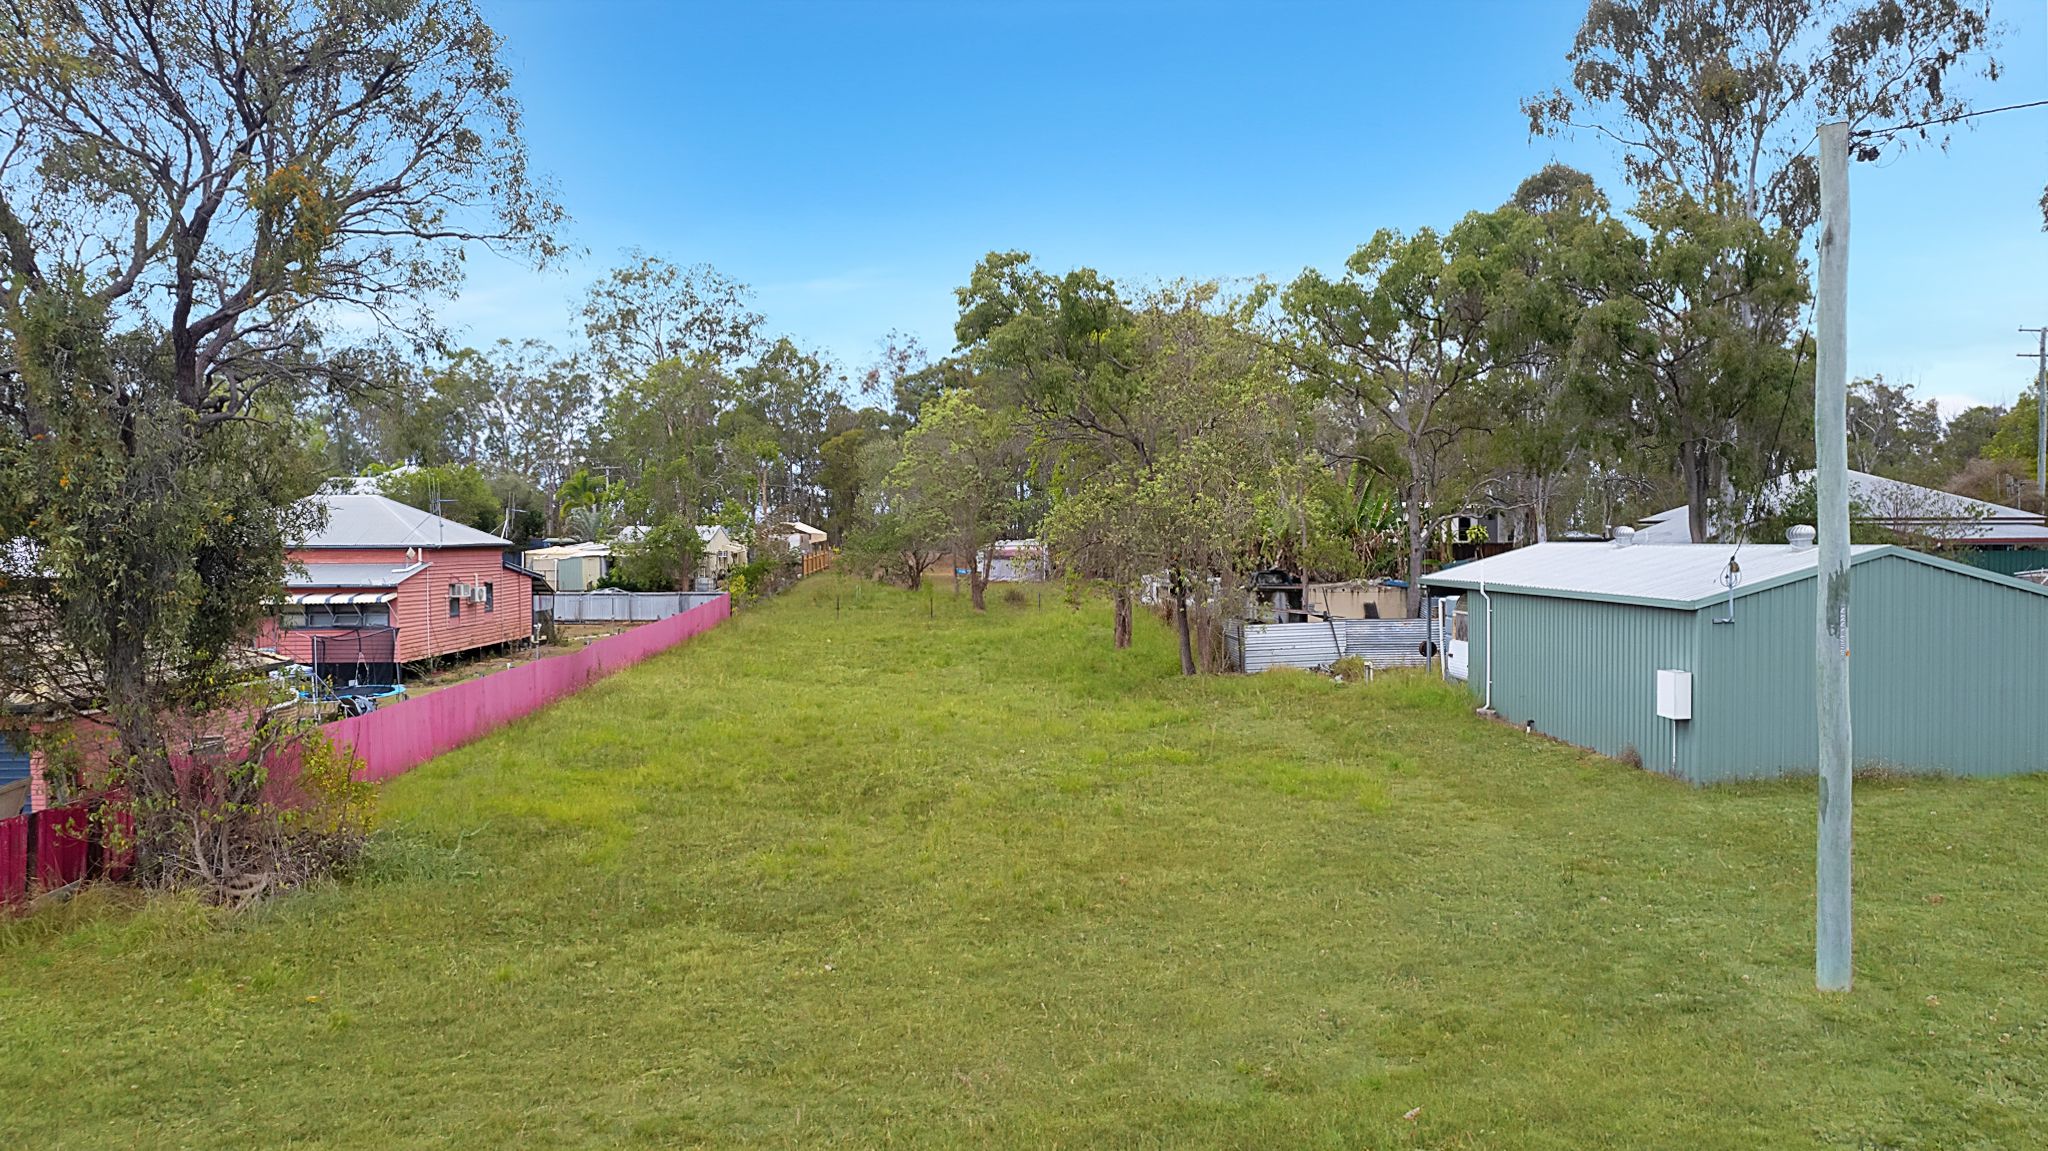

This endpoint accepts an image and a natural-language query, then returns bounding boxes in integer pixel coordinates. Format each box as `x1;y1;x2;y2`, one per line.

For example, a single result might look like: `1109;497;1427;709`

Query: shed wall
1470;593;1697;773
1473;552;2048;783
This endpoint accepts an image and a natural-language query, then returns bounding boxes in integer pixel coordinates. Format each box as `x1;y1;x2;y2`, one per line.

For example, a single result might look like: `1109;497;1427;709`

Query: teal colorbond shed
1422;537;2048;784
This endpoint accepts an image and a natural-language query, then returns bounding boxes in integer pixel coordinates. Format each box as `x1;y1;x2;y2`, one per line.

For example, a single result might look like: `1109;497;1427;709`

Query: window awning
286;592;397;606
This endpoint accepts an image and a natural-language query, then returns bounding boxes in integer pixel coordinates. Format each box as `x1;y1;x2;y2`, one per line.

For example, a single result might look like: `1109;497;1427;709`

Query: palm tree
564;503;614;544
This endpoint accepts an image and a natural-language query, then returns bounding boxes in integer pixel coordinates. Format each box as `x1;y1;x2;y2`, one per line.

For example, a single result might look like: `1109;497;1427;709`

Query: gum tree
0;0;562;884
1282;207;1574;615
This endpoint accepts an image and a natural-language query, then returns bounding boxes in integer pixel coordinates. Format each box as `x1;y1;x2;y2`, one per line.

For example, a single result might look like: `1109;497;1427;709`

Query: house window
285;605;390;629
449;584;462;618
484;581;495;613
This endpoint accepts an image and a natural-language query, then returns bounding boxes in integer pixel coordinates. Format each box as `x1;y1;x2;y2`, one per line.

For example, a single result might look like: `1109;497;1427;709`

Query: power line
1851;98;2048;149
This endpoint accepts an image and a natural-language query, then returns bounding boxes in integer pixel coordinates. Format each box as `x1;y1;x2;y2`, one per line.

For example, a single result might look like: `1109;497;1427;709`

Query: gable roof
1422;541;2048;611
1635;470;2048;546
299;493;511;549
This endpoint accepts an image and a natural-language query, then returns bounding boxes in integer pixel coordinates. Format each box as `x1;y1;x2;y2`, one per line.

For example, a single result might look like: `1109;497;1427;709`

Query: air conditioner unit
470;586;490;604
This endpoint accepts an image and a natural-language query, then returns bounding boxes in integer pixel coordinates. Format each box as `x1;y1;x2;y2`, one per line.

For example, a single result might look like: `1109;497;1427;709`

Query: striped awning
286;592;397;606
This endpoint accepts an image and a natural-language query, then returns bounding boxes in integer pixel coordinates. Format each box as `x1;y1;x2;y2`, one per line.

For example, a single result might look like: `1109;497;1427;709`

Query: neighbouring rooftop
1423;541;1938;610
1634;470;2048;546
298;492;511;549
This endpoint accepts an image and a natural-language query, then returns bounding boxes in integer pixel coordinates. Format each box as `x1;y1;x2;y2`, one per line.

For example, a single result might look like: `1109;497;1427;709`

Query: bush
1329;655;1370;683
1001;586;1028;607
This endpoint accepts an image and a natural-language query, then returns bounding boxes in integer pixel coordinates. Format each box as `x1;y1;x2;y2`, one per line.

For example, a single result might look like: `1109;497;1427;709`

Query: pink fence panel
35;802;91;889
331;594;729;782
0;815;24;905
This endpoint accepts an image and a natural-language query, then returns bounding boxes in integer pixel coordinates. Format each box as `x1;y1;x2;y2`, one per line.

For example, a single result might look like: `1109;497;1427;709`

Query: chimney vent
1787;524;1817;551
1611;526;1637;548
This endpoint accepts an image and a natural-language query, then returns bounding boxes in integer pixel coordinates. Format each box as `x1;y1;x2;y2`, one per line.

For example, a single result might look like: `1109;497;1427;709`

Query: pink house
264;493;546;681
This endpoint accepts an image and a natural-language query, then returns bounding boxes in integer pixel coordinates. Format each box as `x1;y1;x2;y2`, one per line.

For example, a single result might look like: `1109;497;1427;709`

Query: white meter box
1656;669;1693;720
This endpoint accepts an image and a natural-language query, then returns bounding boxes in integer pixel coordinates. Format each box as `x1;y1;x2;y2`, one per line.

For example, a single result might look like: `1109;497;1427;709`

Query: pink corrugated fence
329;594;730;783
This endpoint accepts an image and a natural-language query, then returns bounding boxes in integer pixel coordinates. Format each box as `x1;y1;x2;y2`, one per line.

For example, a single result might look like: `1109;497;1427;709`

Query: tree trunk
904;560;922;592
1679;440;1712;543
104;609;169;877
1173;584;1196;675
1403;476;1426;619
969;546;990;611
1112;586;1132;649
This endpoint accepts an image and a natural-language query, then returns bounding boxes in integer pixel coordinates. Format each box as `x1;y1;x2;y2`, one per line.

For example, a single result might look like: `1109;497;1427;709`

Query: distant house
1634;471;2048;576
265;492;545;681
522;541;612;592
777;520;829;554
695;525;747;577
981;538;1048;582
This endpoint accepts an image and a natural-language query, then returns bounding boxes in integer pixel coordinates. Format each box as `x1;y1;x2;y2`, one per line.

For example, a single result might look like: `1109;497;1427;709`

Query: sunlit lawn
3;578;2045;1148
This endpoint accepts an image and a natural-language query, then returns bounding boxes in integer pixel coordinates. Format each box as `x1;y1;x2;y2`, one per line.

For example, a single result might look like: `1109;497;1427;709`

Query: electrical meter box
1656;669;1693;721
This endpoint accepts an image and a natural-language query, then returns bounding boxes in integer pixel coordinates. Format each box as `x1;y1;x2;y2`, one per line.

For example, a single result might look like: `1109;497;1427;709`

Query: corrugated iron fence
540;591;725;623
1226;617;1442;673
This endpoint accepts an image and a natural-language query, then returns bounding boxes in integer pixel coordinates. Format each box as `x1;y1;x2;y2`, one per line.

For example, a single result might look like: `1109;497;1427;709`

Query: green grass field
4;581;2046;1148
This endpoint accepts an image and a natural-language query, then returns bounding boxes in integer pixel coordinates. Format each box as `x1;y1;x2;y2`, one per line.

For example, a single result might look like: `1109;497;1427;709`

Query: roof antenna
1712;557;1742;625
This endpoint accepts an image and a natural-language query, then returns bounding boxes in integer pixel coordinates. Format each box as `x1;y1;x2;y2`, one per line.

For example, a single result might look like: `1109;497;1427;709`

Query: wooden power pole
1814;122;1853;993
2019;328;2047;506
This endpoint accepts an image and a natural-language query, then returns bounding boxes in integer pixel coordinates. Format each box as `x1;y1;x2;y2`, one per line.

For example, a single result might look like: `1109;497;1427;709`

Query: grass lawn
4;580;2046;1149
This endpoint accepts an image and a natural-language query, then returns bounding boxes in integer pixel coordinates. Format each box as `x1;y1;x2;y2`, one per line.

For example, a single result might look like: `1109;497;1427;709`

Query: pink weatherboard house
265;492;546;680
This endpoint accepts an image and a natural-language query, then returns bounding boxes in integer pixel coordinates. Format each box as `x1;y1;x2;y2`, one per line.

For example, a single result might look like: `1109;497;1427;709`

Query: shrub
1001;586;1028;607
1329;655;1370;683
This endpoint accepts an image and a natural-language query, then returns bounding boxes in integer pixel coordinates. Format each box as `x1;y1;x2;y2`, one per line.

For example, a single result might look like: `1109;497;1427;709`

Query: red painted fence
329;593;730;782
0;815;24;905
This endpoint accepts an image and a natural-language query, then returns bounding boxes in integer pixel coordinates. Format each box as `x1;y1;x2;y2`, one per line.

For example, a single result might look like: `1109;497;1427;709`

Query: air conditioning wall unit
470;586;490;604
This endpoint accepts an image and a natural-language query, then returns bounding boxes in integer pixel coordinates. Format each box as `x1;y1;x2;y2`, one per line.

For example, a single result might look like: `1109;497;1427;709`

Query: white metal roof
1634;470;2048;546
523;542;611;560
298;493;511;549
695;525;746;552
287;562;429;588
1423;542;1895;609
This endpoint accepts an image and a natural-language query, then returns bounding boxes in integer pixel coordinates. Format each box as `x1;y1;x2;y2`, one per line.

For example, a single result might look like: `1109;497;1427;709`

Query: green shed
1421;536;2048;784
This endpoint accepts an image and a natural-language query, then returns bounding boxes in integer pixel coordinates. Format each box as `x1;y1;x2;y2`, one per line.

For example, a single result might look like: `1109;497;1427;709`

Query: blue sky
453;0;2048;416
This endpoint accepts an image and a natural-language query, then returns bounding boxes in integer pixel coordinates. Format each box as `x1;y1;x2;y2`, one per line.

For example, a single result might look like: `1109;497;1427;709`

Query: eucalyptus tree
1282;206;1575;615
1524;0;2000;235
957;252;1297;668
889;388;1028;611
1846;376;1944;483
0;0;563;883
1475;165;1619;543
1573;187;1812;542
580;253;762;386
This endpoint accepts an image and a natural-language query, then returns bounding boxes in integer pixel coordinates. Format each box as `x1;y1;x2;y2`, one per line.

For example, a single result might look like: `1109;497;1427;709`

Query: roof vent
1611;526;1636;548
1786;524;1817;551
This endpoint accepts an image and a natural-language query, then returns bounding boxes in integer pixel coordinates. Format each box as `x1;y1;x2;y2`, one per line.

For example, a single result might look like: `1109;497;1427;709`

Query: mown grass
3;579;2046;1149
